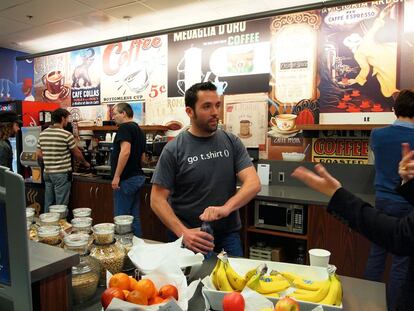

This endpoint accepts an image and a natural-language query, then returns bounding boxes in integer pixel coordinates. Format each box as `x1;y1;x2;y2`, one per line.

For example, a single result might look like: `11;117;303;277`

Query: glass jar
114;215;134;235
73;207;92;218
64;234;100;304
93;223;115;245
26;207;35;223
90;240;125;286
71;217;93;234
39;212;60;226
49;205;68;219
37;225;61;246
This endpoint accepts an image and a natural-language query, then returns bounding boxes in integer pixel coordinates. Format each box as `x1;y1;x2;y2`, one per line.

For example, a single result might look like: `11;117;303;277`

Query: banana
223;261;246;291
263;291;280;298
290;278;331;303
210;258;221;290
245;267;258;282
319;275;340;306
334;274;343;306
279;271;302;283
215;259;234;292
247;271;291;294
261;274;287;283
293;277;330;291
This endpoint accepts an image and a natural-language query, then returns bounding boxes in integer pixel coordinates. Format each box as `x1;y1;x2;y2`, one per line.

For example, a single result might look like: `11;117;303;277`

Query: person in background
291;143;414;311
150;82;261;256
364;89;414;310
111;102;146;237
37;108;89;212
0;111;21;171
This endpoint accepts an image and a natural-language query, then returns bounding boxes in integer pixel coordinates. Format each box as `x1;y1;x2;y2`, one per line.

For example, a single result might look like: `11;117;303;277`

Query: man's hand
182;228;214;254
399;143;414;183
291;164;342;197
112;176;120;190
199;205;231;222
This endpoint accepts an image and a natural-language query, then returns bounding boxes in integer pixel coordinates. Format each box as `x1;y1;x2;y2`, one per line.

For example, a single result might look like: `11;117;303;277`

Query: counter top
257;185;376;206
29;240;79;283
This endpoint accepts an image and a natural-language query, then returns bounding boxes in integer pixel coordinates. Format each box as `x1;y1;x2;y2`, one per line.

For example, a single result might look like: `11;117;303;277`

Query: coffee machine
20;126;42;183
93;141;112;178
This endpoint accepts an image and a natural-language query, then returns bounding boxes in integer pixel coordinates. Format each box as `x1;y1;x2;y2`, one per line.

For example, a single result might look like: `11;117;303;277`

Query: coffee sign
311;138;369;164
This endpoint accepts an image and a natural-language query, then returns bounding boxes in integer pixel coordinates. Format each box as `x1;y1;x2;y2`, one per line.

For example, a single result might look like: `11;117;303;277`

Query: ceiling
0;0;324;55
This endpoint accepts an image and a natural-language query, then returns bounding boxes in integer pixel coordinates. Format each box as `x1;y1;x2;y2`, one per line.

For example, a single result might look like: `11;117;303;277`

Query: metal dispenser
20;126;42;183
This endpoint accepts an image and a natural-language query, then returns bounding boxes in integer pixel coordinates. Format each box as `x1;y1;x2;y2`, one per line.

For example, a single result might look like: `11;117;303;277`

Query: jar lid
114;215;134;225
39;212;60;222
64;233;89;247
73;207;92;217
49;205;67;213
26;208;35;218
38;225;60;237
71;217;93;228
93;223;115;234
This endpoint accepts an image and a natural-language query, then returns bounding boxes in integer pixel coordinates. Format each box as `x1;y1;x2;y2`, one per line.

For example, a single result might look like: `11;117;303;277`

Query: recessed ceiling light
26;15;33;20
123;15;131;20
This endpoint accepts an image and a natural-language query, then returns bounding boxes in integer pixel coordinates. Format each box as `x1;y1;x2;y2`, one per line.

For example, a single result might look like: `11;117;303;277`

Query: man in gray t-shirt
151;82;261;256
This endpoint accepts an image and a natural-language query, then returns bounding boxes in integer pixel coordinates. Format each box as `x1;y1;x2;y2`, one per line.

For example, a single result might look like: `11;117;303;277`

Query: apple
275;297;300;311
222;292;245;311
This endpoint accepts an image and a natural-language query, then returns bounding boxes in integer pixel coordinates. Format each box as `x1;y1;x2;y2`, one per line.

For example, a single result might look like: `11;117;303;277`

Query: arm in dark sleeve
397;179;414;206
328;188;414;256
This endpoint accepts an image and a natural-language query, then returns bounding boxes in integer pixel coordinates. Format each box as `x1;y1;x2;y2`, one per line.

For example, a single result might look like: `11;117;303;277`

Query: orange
132;279;157;299
148;296;165;305
122;290;130;299
127;289;148;305
129;277;139;291
159;284;179;300
109;273;130;291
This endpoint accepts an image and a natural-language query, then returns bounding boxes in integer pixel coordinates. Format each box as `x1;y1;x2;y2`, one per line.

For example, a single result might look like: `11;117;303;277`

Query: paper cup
309;248;331;267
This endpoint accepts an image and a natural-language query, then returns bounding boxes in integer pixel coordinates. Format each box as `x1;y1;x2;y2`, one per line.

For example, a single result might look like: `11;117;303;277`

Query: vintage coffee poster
145;96;189;134
399;0;414;89
224;93;267;148
311;137;369;164
100;35;168;104
34;52;72;107
70;47;101;106
269;10;320;120
318;1;400;124
167;18;271;97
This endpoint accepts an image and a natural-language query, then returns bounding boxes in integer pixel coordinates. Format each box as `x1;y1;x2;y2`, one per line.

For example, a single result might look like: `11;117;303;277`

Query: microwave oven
254;200;306;234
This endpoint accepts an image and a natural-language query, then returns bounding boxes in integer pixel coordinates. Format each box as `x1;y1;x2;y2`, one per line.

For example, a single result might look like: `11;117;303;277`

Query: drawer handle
95;187;99;198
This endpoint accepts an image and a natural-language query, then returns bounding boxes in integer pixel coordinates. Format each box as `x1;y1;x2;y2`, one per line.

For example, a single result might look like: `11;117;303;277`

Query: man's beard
193;112;218;133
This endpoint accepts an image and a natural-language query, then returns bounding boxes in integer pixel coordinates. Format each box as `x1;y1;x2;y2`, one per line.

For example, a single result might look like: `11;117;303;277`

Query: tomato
222;292;245;311
101;287;125;309
158;284;179;300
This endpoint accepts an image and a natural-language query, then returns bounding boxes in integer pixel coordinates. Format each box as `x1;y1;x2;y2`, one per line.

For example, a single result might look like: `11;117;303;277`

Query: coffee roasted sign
311;138;369;164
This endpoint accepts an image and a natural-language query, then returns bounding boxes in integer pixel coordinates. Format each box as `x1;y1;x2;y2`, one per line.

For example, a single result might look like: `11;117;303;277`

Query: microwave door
286;208;292;231
256;202;289;232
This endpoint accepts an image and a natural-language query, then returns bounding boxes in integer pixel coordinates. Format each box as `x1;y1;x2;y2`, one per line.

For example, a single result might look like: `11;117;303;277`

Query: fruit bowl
282;152;306;161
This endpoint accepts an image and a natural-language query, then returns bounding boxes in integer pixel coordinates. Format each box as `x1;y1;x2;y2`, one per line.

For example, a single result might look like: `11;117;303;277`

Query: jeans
168;230;244;258
113;175;145;238
364;198;413;311
44;172;71;212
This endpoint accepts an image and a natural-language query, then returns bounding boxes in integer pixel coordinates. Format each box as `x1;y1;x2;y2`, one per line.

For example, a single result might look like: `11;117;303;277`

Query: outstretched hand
291;164;342;197
399;143;414;183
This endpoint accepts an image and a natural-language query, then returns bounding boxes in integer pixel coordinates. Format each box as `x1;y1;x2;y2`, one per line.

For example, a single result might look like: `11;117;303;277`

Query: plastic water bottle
200;222;214;259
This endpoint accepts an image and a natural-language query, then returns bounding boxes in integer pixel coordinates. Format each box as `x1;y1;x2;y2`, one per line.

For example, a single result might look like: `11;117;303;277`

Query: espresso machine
20;126;42;183
93;141;112;178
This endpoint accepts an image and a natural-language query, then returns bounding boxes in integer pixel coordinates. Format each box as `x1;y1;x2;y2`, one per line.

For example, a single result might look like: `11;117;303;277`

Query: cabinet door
307;205;371;278
70;180;94;211
93;183;114;224
140;185;168;242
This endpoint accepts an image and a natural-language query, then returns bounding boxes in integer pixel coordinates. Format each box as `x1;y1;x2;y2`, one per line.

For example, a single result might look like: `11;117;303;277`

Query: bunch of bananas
282;271;342;306
210;252;342;306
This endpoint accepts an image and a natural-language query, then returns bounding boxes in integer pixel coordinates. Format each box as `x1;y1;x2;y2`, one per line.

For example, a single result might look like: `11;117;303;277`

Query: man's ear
185;106;194;118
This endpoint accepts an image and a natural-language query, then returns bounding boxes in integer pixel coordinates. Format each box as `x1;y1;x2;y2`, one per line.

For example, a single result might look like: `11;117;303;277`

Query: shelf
296;124;388;131
247;226;308;240
78;125;169;131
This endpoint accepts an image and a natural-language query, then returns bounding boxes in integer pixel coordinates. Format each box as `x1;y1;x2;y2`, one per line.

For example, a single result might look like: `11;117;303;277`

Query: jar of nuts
73;207;92;218
49;205;68;220
64;233;100;304
37;225;61;246
39;212;60;226
71;217;93;234
90;223;124;286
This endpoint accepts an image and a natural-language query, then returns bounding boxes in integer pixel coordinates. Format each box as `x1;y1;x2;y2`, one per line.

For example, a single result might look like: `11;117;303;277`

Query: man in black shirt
111;102;146;237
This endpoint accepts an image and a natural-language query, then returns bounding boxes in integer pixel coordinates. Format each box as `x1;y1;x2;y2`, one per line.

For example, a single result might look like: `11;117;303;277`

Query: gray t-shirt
151;129;253;234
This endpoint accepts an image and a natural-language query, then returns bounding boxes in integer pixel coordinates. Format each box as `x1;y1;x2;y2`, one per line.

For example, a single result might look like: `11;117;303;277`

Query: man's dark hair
394;89;414;118
115;102;134;118
51;108;70;124
185;81;217;110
